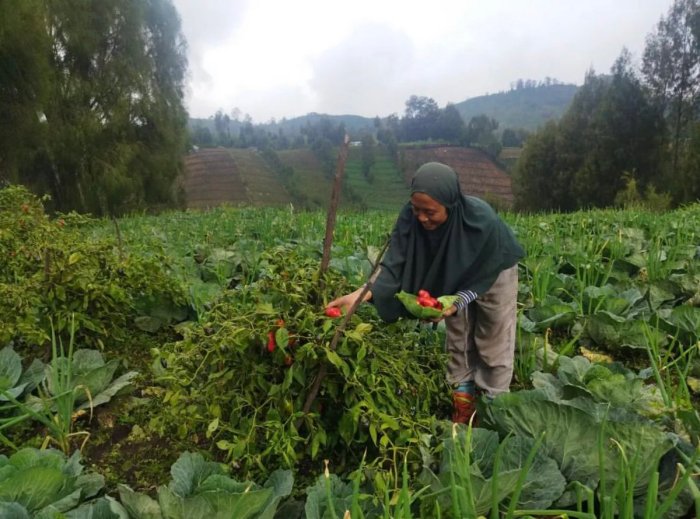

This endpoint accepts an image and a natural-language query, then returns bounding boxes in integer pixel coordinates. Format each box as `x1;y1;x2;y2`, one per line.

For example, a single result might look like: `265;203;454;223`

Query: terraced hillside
228;149;292;206
276;149;333;209
344;148;410;211
400;146;514;207
183;148;291;209
183;146;514;210
183;148;248;209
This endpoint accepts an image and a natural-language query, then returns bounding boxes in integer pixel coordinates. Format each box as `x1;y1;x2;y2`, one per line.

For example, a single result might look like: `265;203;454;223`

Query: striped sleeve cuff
454;290;478;310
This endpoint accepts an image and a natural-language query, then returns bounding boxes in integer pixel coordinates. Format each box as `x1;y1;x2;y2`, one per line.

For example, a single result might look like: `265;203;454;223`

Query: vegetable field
1;184;699;518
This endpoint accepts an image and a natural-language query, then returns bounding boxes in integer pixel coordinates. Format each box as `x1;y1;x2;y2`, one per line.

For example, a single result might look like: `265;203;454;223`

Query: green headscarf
371;162;524;322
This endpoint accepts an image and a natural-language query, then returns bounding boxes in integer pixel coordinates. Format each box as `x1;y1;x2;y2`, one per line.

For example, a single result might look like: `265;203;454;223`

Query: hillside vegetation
344;148;410;210
276;149;334;209
454;84;578;132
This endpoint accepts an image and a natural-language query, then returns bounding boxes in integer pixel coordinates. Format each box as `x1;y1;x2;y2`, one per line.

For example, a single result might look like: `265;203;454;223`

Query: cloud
309;24;415;118
174;0;675;120
170;0;251;97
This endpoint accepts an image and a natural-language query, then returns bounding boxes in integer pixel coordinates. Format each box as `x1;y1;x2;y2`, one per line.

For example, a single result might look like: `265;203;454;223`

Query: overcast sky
171;0;675;122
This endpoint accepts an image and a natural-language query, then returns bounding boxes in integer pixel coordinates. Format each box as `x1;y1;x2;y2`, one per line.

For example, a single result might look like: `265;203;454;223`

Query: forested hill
188;84;579;134
453;84;579;131
188;113;376;136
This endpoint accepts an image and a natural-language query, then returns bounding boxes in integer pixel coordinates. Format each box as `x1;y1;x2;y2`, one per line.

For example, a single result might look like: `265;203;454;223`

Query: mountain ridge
188;83;579;136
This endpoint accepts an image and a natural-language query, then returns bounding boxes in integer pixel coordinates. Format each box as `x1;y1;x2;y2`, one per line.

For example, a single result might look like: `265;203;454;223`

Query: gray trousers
445;265;518;397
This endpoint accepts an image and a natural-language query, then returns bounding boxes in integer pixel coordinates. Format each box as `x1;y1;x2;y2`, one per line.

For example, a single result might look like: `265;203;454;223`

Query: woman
326;162;524;423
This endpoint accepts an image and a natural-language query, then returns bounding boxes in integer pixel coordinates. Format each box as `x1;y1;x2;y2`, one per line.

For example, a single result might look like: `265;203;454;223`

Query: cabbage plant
0;346;44;403
0;346;46;450
418;427;565;516
0;448;107;517
1;321;137;453
23;348;138;418
118;451;293;519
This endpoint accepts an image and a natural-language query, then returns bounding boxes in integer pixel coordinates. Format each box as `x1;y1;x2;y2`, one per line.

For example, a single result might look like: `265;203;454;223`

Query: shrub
0;185;188;350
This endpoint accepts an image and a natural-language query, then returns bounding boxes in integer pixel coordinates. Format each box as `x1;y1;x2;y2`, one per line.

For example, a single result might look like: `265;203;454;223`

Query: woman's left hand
428;304;458;323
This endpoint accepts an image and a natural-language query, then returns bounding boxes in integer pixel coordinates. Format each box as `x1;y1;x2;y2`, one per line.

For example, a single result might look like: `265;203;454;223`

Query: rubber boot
452;391;476;424
452;381;477;424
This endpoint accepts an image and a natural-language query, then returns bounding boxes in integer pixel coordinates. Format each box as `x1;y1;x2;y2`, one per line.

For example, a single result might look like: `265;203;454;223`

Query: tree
214;109;231;146
0;0;188;215
0;0;50;184
299;116;346;177
192;126;214;147
501;128;528;147
642;0;700;190
677;121;700;202
239;115;255;147
515;56;664;212
513;121;561;211
434;103;466;143
572;51;664;207
465;115;501;158
376;115;399;162
360;134;376;181
401;95;440;141
311;137;336;178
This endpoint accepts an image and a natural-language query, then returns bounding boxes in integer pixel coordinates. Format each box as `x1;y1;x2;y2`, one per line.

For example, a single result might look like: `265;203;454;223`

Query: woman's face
410;192;448;231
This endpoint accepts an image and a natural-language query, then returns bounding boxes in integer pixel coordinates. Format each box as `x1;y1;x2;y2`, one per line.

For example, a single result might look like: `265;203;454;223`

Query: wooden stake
319;134;350;281
296;236;390;431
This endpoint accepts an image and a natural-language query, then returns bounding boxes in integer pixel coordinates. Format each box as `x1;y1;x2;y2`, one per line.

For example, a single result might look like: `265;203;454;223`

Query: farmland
1;183;700;517
182;145;512;212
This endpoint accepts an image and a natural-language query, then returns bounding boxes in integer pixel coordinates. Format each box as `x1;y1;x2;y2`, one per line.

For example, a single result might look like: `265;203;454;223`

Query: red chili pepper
417;296;432;307
267;331;276;353
324;307;342;318
418;289;430;298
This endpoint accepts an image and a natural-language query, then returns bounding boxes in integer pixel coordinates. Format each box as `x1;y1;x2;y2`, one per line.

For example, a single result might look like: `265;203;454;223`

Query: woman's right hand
326;286;372;313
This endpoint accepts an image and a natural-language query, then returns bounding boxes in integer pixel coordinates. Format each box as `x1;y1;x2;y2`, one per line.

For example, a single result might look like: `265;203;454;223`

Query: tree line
0;0;188;216
192;96;523;167
515;0;700;211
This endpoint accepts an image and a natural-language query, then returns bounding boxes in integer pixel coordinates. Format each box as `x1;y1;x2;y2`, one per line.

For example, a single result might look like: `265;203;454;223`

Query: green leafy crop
0;448;104;516
118;451;293;519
